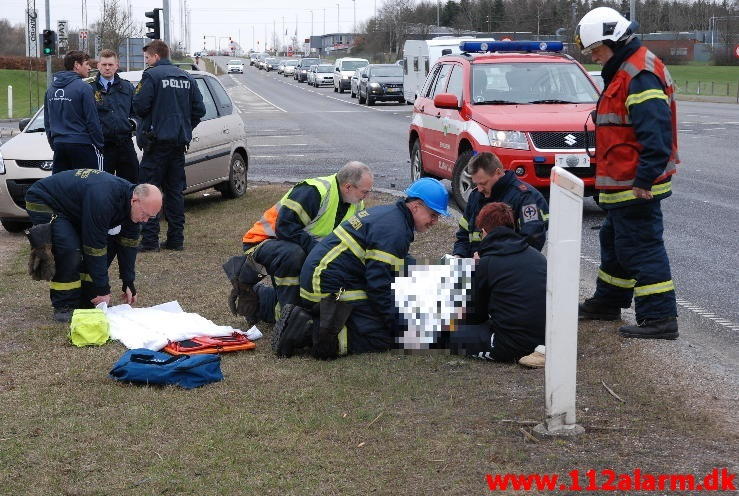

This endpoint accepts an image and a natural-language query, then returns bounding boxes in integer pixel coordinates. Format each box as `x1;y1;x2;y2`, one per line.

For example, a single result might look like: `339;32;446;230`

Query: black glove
26;222;55;281
312;295;353;360
122;281;137;296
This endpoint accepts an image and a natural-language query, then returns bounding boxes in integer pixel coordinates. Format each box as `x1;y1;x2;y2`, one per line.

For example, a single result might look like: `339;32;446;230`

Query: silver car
312;64;335;88
350;67;366;98
282;60;299;77
0;70;249;232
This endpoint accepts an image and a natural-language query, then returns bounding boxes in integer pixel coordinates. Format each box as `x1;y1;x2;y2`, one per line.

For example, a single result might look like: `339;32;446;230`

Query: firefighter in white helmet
575;7;680;339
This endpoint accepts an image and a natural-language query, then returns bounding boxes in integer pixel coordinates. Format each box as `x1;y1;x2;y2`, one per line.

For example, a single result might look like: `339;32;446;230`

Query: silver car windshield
471;62;599;104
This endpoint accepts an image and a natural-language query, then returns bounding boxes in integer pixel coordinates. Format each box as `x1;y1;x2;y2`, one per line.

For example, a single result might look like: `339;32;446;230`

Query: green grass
0;185;736;494
0;68;48;119
584;62;739;96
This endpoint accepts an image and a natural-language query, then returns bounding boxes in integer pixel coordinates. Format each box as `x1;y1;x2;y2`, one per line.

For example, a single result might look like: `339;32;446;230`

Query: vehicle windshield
370;66;403;77
317;64;334;72
285;60;299;66
301;58;320;65
341;60;368;71
471;62;598;104
229;60;241;65
266;58;276;63
24;109;45;132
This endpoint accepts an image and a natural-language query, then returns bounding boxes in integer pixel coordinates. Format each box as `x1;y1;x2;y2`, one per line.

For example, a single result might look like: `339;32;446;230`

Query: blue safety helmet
404;178;450;216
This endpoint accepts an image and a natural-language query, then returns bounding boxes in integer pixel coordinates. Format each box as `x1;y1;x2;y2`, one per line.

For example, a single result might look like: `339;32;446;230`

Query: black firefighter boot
272;304;315;357
619;317;678;340
578;297;622;321
312;295;353;360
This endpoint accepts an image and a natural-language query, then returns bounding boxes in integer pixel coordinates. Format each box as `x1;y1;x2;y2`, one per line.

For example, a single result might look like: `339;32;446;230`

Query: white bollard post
7;85;12;119
534;166;585;437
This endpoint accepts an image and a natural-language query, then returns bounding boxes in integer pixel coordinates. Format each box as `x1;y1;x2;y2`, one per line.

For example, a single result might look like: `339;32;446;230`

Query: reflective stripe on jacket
595;46;678;193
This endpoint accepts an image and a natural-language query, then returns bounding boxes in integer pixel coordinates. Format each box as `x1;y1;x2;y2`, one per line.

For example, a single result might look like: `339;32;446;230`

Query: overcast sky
5;0;383;52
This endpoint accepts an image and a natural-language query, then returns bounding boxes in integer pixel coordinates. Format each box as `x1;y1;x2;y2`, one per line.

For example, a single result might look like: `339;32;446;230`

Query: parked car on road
408;40;600;209
265;58;280;72
307;65;318;85
333;57;369;93
0;70;249;232
312;64;335;87
295;57;321;82
358;64;405;105
227;59;244;74
350;67;366;97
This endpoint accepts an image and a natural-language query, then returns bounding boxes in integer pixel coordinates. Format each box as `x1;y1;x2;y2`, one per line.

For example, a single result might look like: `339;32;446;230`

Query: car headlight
0;150;5;175
369;82;381;88
487;129;529;150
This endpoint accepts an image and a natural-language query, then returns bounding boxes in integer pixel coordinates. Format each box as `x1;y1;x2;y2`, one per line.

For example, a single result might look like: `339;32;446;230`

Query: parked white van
333;57;369;93
402;37;485;103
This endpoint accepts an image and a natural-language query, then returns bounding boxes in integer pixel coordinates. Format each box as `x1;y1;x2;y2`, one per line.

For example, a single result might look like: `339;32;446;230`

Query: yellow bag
69;309;109;347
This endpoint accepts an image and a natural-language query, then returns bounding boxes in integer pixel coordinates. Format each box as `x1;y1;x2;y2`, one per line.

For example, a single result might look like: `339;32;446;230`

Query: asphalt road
216;57;738;360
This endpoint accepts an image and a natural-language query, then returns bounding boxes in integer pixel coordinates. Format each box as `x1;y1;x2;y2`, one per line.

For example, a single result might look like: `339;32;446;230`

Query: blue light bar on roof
460;40;564;53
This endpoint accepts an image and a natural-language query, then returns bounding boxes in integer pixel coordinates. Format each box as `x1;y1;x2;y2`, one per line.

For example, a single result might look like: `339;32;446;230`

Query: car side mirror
434;93;460;110
19;118;31;131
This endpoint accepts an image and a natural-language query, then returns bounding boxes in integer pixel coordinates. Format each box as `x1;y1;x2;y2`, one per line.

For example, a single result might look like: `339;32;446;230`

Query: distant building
310;33;358;56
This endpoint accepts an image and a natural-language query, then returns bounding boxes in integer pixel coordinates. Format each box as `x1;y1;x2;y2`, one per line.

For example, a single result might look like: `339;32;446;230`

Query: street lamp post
352;0;356;33
337;3;340;32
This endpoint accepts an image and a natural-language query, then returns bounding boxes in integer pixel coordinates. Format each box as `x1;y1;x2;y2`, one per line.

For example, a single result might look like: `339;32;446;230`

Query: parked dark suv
295;57;320;82
358;64;405;105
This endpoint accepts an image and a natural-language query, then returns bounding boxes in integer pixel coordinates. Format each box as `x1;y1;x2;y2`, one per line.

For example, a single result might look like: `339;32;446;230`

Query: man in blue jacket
133;40;205;252
449;202;547;363
44;51;104;174
90;49;139;183
271;178;449;359
454;152;548;256
25;169;162;323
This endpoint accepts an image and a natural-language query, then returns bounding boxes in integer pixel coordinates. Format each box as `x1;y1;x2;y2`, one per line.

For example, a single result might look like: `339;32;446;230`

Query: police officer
240;162;373;323
44;50;104;174
25;169;162;323
91;49;139;183
454;152;548;257
133;40;205;252
271;178;449;359
575;8;679;339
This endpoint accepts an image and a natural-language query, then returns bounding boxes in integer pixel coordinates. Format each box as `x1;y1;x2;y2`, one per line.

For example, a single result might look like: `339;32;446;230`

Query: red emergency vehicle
409;40;600;208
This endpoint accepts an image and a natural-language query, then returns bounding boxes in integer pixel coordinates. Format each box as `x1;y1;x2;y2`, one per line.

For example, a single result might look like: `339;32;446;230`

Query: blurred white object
393;257;475;349
244;326;263;341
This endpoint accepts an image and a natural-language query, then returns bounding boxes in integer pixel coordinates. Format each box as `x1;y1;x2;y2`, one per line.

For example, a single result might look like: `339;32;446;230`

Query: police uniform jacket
25;169;141;296
454;170;548;256
90;73;137;143
300;199;413;329
132;59;206;147
466;226;546;355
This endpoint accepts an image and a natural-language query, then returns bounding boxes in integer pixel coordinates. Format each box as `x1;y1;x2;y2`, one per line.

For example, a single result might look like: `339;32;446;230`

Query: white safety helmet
575;7;634;54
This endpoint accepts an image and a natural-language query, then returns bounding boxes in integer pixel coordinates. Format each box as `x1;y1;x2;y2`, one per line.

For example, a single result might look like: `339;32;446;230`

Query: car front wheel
410;140;427;183
216;152;247;199
451;150;476;210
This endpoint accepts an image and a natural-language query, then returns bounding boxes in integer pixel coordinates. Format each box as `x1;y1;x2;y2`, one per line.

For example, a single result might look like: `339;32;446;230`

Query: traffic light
145;8;161;40
42;29;56;55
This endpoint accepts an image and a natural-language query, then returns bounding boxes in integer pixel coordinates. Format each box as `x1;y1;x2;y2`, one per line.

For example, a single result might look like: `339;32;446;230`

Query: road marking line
248;134;305;138
252;154;306;158
250;143;308;147
240;83;287;112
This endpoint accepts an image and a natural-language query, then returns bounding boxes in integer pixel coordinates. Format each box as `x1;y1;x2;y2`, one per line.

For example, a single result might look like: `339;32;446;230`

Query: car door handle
435;112;441;118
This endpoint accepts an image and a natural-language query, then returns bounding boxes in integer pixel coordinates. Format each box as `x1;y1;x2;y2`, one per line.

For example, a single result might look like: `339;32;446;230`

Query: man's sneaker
578;297;621;321
53;307;74;323
138;244;160;253
271;304;314;357
519;345;546;368
619;317;678;340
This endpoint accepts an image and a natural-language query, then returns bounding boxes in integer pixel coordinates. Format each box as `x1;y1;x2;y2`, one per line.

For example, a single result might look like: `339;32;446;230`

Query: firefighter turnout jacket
454;170;549;256
25;169;141;296
243;174;364;254
300;199;414;330
132;59;205;148
595;38;678;208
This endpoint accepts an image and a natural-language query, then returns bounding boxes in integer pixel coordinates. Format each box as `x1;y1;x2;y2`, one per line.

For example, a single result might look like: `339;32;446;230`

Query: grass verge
0;184;736;494
0;68;47;119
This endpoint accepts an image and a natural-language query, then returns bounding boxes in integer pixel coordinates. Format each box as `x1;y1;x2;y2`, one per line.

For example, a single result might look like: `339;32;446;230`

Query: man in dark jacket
133;40;205;252
25;169;162;323
449;202;546;362
90;49;139;183
44;51;104;174
454;152;548;256
272;178;450;359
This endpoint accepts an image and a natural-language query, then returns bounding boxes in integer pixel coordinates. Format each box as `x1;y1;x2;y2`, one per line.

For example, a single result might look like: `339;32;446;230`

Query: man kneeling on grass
448;202;547;368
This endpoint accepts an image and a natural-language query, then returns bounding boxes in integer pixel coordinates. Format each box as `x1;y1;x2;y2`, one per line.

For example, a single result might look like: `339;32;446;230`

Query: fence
675;79;739;102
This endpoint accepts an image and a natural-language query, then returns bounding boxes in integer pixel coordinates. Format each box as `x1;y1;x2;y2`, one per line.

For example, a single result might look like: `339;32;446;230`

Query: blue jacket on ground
300;199;414;330
90;73;137;142
25;169;141;296
454;170;549;256
44;71;104;150
132;59;205;147
465;226;546;355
